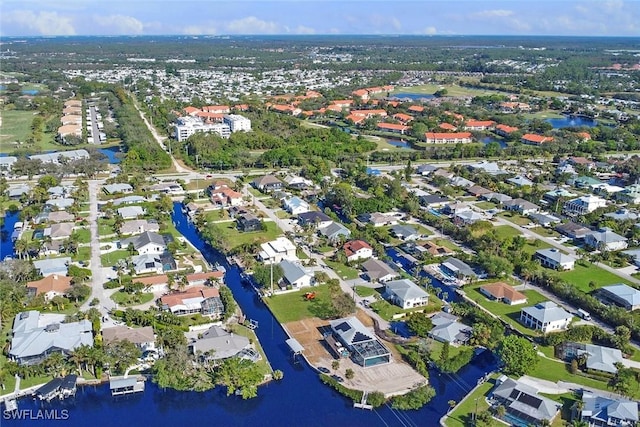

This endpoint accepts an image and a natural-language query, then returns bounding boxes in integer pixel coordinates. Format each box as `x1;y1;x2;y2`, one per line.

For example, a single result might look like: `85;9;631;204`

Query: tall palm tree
13;239;27;260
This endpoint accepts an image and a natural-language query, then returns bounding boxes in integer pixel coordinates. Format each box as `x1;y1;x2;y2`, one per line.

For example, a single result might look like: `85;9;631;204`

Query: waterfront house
132;253;176;275
361;258;399;283
440;257;476;282
422;241;454;257
279;260;313;289
428;312;472;345
584;228;628;251
329;317;391;367
384;279;429;309
103;325;156;354
389;224;419;241
521;133;554;145
44;222;75;240
479;282;527;305
535;248;577;270
491;376;561;426
259;237;297;264
520;301;572;333
189;325;252;361
597;284;640;311
558;342;623;375
494;124;519;136
464;120;495;131
160;286;224;317
343;240;373;262
26;274;72;301
318;221;351;242
283;196;310;215
9;311;93;365
577;391;639;427
210;185;243;207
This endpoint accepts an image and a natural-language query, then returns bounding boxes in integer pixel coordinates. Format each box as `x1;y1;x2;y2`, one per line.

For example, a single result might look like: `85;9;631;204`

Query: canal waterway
4;204;496;426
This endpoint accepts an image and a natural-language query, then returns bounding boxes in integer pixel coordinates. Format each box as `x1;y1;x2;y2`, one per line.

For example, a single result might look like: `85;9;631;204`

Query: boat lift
286;338;304;363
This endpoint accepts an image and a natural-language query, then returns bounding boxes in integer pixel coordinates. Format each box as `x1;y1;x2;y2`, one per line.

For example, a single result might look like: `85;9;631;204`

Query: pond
386;139;411;149
546;116;597;129
98;146;123;164
390;92;435;101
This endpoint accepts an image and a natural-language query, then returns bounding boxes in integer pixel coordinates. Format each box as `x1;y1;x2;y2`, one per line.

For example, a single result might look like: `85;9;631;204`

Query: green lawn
98;218;116;236
264;284;333;323
464;284;551;336
431;238;462;252
475;201;497;211
0;109;37;146
445;376;497;427
390;83;500;98
493;225;523;240
324;260;360;280
369;298;442;321
74;227;91;244
72;246;91;262
203;220;282;251
354;285;379;297
111;291;155;307
497;212;531;226
229;324;272;377
100;249;130;266
555;263;631;293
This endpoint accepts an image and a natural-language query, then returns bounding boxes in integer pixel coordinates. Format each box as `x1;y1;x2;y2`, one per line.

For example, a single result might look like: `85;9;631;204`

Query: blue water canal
5;204;496;426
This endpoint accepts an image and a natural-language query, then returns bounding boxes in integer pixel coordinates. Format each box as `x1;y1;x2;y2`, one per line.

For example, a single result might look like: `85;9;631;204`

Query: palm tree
13;239;27;260
115;259;128;286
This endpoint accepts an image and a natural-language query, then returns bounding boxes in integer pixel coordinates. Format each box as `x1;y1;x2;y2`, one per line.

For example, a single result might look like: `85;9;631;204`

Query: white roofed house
428;312;472;345
584;228;628;252
278;260;314;289
389;224;420;241
597;284;640;311
361;258;399;283
117;206;145;219
189;325;254;362
329;317;391;367
384;279;429;309
283;196;310;215
578;390;639;427
103;183;133;195
259;237;297;264
319;221;351;242
120;231;167;255
119;219;160;236
563;195;607;216
33;257;72;277
535;248;577;271
558;342;623;375
520;301;572;333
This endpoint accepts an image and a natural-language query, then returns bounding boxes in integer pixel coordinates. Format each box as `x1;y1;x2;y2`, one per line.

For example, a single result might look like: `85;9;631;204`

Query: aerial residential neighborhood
1;10;640;426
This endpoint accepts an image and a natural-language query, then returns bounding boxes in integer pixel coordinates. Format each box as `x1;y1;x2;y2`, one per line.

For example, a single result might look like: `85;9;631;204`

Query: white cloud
471;9;514;19
2;10;75;35
422;26;437;35
93;14;144;35
294;25;316;35
225;16;280;34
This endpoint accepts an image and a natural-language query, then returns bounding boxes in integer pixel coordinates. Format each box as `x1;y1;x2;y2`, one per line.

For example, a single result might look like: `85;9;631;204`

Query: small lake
386;139;411;149
546;116;597;129
481;137;507;148
0;85;40;95
98;146;123;164
389;92;435;101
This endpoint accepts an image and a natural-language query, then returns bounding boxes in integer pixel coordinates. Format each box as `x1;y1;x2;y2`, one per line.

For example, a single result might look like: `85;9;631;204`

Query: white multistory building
174;116;230;141
223;114;252;132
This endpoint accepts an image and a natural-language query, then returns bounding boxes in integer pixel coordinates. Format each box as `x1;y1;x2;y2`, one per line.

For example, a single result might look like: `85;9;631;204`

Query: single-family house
237;213;262;232
423;241;454;257
45;198;74;210
389;224;420;241
361;259;399;282
417;164;438;176
357;212;399;227
283;196;310;215
584;228;628;251
468;161;507;175
117;206;145;219
507;175;534;187
479;282;528;305
189;325;253;361
604;209;638;222
33;257;71;277
209;185;244;207
528;212;561;227
555;222;591;240
418;194;450;208
319;221;351;242
450;176;475;188
329;317;391;367
252;175;283;193
520;301;572;333
132;253;175;275
297;211;332;229
454;210;484;225
279;260;313;289
282;175;313;190
103;326;156;353
443;202;471;216
564;195;608;216
428;312;472;345
598;284;640;311
259;237;297;264
121;231;167;254
492;376;561;426
343;240;373;262
570;175;601;189
618;184;640;204
384;279;429;309
578;391;639;427
47;211;75;223
9;311;93;365
558;342;623;375
503;198;540;215
535;248;577;270
160;286;224;317
467;186;492;197
120;219;160;236
26;275;73;301
44;222;75;240
482;192;512;205
440;257;476;281
103;183;133;195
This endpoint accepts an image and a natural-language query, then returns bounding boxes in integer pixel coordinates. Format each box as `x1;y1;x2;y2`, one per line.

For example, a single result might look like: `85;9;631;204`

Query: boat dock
109;376;145;396
33;374;78;401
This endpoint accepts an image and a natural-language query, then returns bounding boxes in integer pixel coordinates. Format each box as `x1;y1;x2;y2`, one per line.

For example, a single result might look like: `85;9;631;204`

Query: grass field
72;246;91;262
74;228;91;244
204;220;282;251
354;285;379;297
431;238;462;252
0;109;37;145
324;260;360;280
445;376;497;427
493;225;523;240
497;212;531;226
264;284;332;323
391;83;501;98
555;263;631;292
475;201;497;211
229;323;272;377
101;249;130;266
111;290;155;306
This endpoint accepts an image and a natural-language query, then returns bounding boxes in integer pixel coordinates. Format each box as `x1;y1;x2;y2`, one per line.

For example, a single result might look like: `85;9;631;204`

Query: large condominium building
174;116;231;141
223;114;252;132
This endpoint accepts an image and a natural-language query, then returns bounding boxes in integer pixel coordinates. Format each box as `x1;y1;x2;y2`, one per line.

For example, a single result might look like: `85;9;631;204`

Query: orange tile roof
133;275;169;286
495;124;519;134
465;120;495;127
234;104;249;111
160;286;220;308
377;123;409;132
203;105;230;113
444;111;464;121
352;89;369;97
184;106;200;115
350;109;387;117
27;274;72;296
577;132;591;141
272;104;293;112
346;114;366;124
480;282;527;302
343;240;372;257
393;113;413;122
522;133;553;144
425;132;472;140
438;123;457;131
408;105;424;112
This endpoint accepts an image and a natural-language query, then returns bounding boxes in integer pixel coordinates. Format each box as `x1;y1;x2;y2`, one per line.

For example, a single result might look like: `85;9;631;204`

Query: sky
1;0;639;37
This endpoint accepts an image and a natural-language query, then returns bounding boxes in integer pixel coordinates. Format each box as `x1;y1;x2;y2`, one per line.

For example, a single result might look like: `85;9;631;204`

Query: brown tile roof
26;274;72;296
480;282;527;302
160;286;220;308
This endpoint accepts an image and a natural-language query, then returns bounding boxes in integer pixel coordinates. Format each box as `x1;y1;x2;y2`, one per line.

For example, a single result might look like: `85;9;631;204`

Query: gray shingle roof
385;279;428;301
521;301;572;323
600;284;640;307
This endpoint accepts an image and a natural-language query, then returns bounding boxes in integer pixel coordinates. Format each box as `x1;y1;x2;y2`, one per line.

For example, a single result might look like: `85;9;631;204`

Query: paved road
88;105;102;144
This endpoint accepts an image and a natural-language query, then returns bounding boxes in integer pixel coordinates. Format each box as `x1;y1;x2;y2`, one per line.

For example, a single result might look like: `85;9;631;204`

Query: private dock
109;376;145;396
